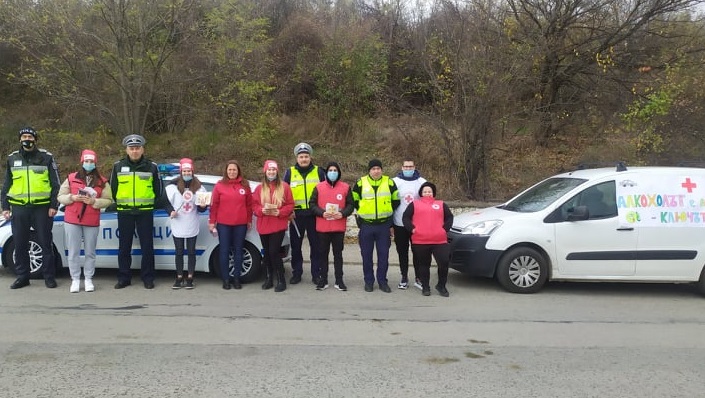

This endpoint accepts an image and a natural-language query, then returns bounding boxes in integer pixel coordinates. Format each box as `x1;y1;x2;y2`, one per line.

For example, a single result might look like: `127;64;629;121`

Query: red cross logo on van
681;177;697;193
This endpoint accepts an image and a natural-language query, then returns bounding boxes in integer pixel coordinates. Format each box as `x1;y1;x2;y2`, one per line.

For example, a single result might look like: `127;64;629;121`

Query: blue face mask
182;175;193;182
83;162;96;172
327;171;339;182
402;169;414;178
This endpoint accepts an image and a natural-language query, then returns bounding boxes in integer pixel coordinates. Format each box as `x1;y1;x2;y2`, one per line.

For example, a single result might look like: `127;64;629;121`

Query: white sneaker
84;279;95;292
397;280;408;289
69;279;80;293
414;279;423;290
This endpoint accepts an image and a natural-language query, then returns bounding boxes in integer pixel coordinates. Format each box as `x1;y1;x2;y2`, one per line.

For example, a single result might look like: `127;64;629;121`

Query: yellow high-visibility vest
115;171;155;210
290;166;320;210
7;165;51;205
356;176;393;220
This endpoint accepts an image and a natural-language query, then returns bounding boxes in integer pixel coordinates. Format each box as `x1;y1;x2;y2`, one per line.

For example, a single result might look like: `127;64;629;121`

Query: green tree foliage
312;31;388;129
203;0;277;142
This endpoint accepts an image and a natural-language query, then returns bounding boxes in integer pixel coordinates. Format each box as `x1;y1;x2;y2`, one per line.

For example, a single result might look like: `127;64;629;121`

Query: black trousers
11;205;54;280
411;243;450;289
394;225;416;279
260;230;286;276
317;231;345;282
117;212;155;283
173;236;197;275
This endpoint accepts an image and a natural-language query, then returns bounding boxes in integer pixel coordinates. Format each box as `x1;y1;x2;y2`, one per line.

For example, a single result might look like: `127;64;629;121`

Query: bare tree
507;0;705;146
414;0;521;199
0;0;202;135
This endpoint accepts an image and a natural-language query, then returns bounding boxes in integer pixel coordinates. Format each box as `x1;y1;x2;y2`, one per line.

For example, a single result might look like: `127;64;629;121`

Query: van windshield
501;177;587;213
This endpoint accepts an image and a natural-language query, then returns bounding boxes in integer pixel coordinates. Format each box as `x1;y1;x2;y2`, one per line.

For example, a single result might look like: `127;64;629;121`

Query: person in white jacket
392;158;426;290
166;158;208;289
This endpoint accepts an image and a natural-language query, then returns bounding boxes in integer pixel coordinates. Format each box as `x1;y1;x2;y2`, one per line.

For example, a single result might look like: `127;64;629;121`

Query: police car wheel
496;247;548;294
211;242;262;283
6;237;47;279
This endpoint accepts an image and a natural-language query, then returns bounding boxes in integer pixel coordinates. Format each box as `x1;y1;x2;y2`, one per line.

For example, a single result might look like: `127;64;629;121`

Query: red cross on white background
681;177;697;193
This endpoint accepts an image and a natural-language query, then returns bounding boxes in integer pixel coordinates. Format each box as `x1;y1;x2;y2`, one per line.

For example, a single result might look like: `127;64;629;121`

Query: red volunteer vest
315;181;350;233
63;172;106;227
411;198;447;245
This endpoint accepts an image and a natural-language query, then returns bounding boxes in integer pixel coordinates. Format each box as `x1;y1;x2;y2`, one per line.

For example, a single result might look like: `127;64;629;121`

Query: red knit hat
81;149;97;163
180;158;193;171
263;160;278;173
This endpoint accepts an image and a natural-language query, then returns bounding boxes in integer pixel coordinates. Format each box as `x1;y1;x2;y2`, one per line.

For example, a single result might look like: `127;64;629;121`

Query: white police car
449;165;705;295
0;164;289;282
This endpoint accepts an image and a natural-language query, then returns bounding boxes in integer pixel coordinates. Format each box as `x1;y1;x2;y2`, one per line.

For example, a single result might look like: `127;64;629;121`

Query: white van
448;165;705;295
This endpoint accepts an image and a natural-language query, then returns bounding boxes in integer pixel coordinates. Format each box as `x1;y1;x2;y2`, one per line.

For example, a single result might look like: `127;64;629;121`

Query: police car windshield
501;177;587;213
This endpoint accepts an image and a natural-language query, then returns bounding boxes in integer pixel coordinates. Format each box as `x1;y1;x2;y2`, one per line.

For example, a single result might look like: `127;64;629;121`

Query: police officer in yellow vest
352;159;400;293
1;127;61;289
110;134;173;289
283;142;326;284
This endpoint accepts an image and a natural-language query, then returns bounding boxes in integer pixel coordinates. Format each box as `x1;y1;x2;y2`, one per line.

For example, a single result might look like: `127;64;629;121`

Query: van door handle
616;227;634;231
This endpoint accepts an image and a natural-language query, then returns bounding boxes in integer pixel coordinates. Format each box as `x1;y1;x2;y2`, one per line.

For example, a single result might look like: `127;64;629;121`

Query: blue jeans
217;224;247;282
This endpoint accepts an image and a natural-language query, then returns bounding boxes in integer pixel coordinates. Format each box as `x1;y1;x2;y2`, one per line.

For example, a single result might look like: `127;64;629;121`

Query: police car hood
452;206;516;229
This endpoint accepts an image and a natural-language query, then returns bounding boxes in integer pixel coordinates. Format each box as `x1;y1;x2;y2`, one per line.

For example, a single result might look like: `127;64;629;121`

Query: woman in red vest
309;162;355;291
402;182;453;297
57;149;114;293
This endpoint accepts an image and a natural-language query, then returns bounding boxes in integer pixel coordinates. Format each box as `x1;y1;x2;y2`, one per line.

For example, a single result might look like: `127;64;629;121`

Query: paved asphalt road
1;240;705;397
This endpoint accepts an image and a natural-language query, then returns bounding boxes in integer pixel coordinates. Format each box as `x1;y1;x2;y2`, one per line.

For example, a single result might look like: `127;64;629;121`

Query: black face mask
21;140;36;150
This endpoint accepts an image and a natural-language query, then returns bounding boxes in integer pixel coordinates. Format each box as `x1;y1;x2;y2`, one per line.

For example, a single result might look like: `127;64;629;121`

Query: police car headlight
459;220;503;236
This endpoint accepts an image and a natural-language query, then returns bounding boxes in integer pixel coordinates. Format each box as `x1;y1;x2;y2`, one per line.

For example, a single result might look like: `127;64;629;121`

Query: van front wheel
496;247;548;294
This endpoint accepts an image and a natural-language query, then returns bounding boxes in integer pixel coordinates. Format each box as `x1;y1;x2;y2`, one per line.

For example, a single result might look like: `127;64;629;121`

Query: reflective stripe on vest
115;171;155;210
290;166;320;209
7;165;52;205
357;176;393;220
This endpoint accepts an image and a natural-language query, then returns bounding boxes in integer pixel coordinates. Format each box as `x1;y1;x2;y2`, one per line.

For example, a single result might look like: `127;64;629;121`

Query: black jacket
109;156;173;214
1;147;61;210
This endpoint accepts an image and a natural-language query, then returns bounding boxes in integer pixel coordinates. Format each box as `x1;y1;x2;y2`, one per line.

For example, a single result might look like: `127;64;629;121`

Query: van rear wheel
496;247;548;294
697;266;705;297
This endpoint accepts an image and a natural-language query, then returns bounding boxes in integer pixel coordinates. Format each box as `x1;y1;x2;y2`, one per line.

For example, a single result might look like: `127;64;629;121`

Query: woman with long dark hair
166;158;207;289
208;160;252;290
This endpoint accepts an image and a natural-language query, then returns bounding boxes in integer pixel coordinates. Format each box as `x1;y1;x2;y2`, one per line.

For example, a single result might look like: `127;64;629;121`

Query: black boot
274;266;286;292
261;266;274;290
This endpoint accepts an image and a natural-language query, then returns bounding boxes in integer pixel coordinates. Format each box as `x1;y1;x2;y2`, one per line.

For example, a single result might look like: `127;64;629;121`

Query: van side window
560;181;617;220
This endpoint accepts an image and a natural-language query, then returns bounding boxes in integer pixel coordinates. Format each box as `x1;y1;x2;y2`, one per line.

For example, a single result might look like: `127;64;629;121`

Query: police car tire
496;247;548;294
211;241;262;283
4;236;52;279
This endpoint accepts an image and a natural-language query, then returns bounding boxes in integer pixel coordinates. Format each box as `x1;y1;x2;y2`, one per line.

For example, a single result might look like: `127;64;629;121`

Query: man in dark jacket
283;142;326;284
110;134;173;289
1;127;61;289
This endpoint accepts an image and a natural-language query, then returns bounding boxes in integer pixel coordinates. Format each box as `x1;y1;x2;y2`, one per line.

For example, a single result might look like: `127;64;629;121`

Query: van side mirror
567;205;590;221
